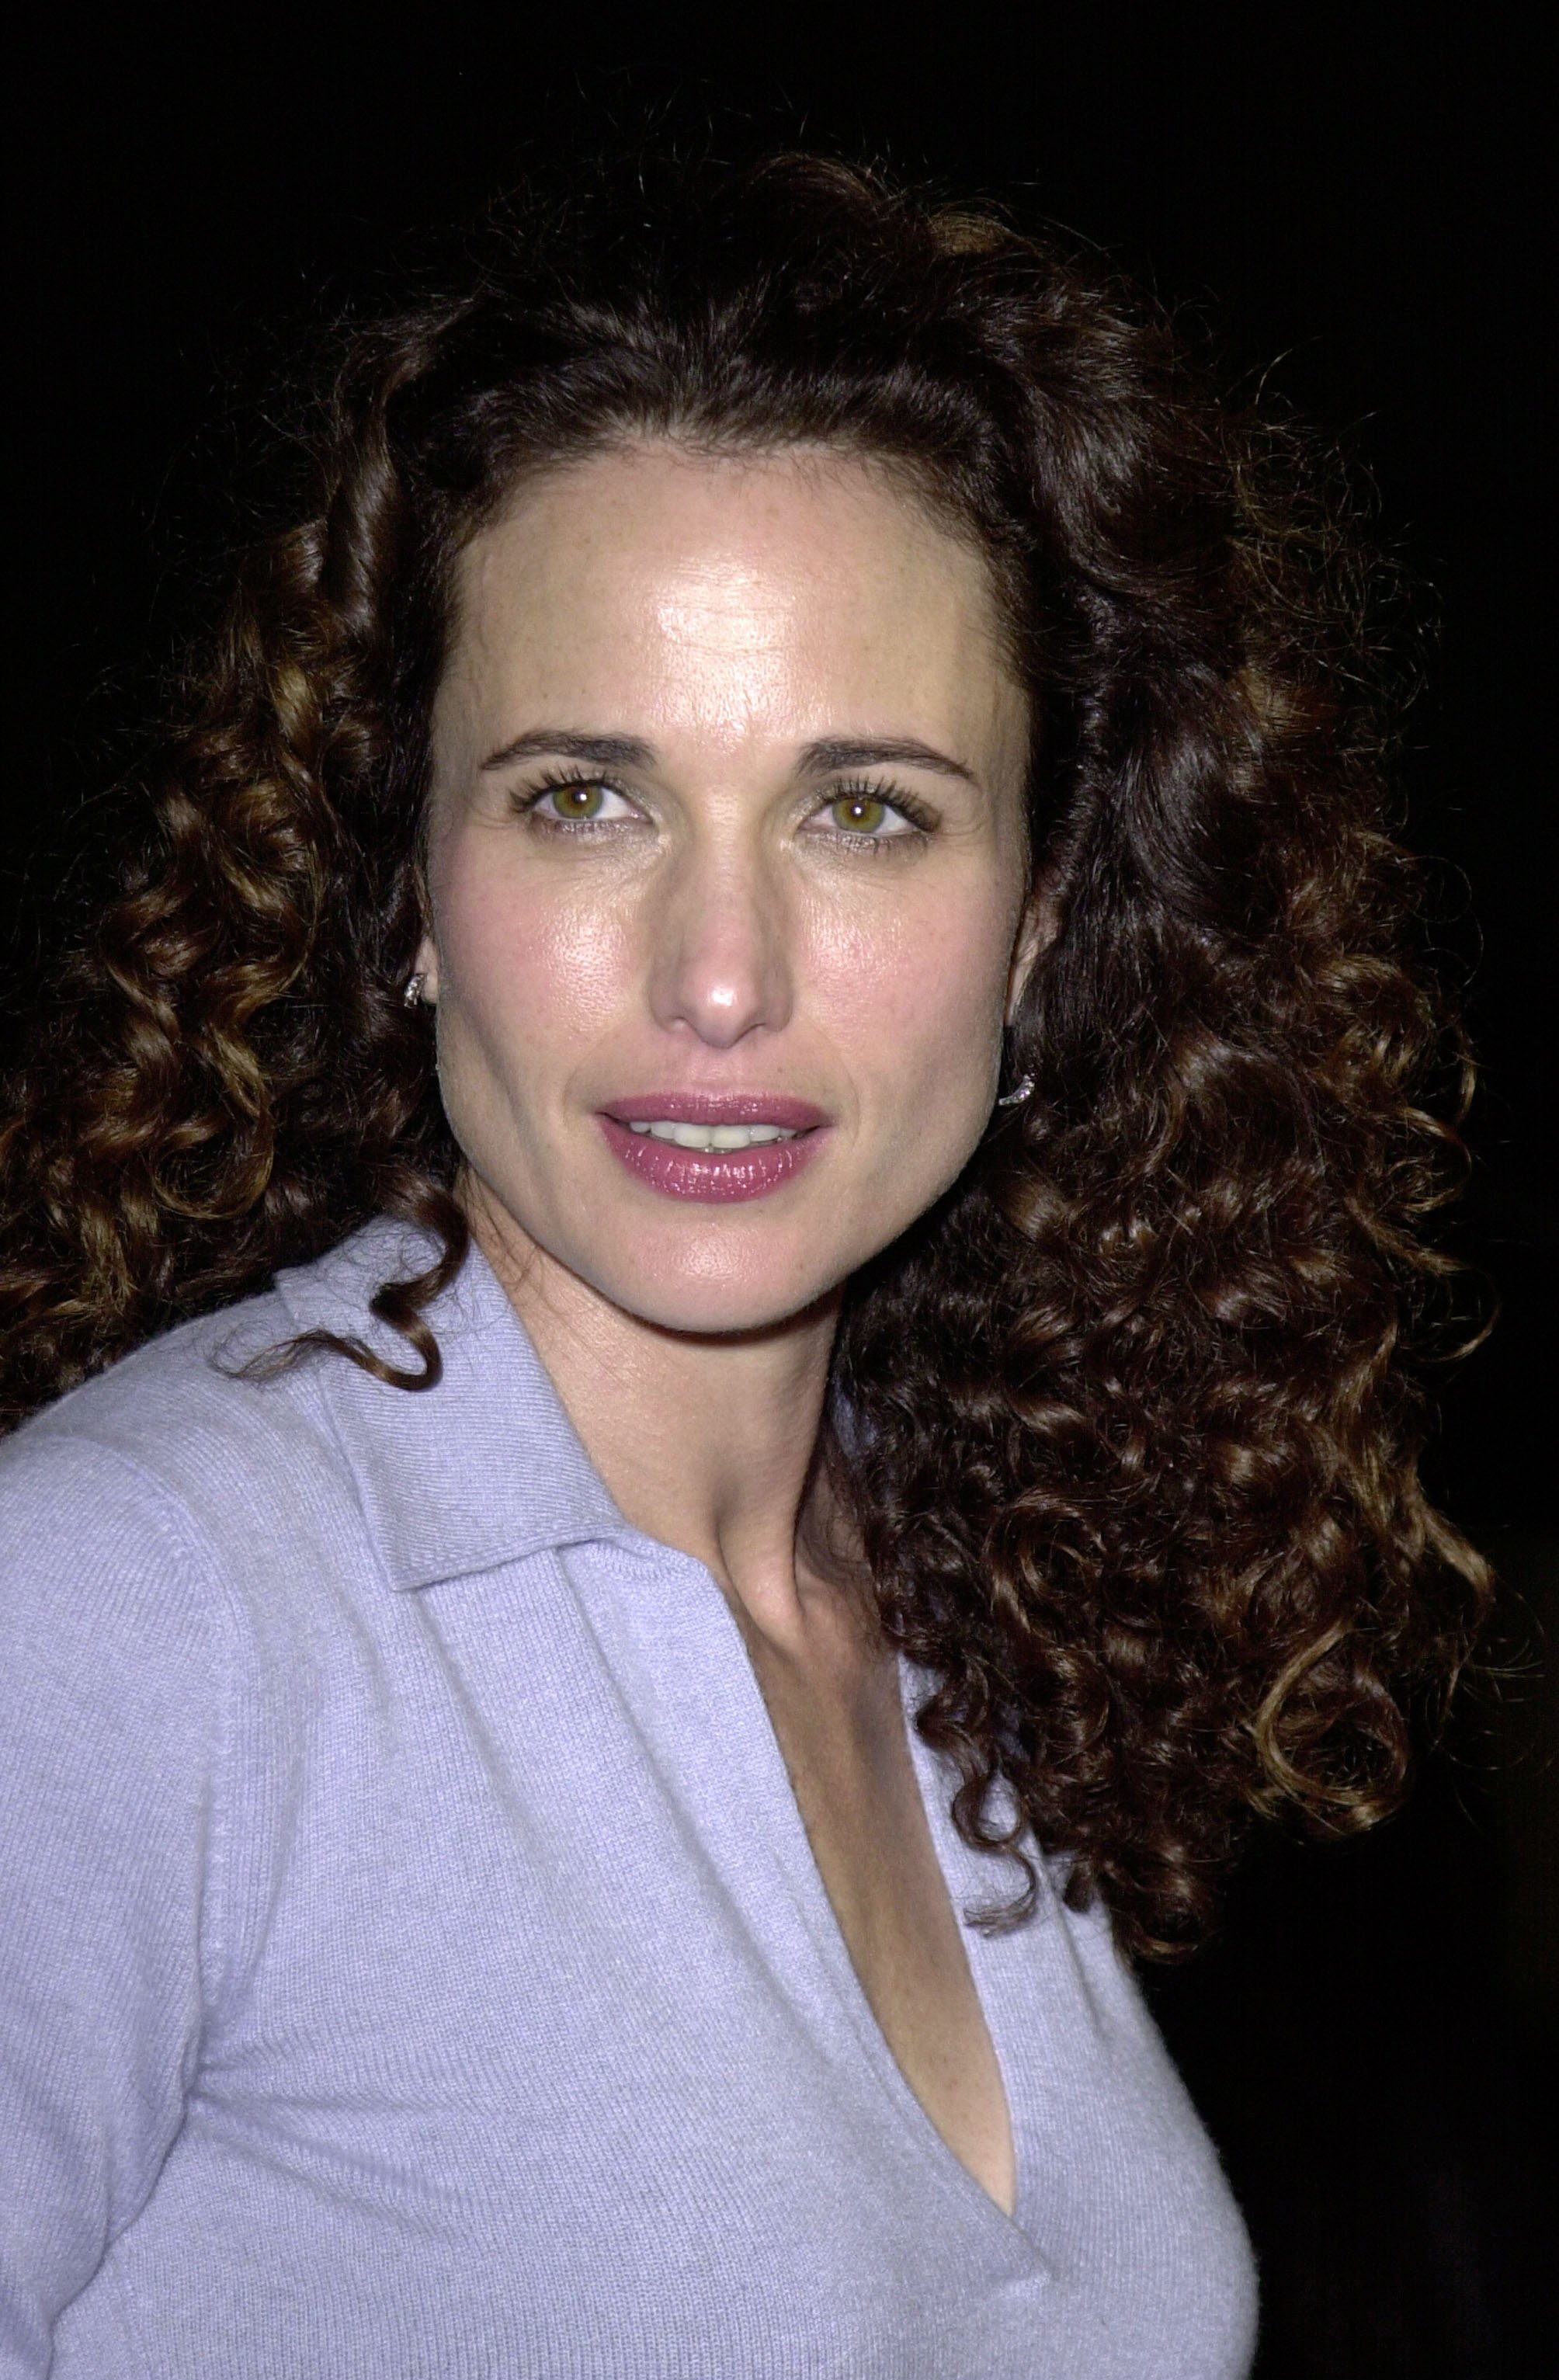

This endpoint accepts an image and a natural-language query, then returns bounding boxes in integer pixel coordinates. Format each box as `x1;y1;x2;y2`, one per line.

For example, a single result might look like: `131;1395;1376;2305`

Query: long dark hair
0;154;1490;1957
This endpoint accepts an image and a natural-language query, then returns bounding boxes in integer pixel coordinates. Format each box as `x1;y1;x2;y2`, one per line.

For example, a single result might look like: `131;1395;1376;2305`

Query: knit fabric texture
1;1218;1257;2378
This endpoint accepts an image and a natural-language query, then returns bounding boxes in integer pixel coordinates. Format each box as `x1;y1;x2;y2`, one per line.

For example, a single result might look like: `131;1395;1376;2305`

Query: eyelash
512;770;938;852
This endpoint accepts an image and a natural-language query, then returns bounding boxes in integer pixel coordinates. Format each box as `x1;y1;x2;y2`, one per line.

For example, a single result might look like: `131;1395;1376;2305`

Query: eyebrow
481;728;658;773
479;728;979;786
795;737;977;786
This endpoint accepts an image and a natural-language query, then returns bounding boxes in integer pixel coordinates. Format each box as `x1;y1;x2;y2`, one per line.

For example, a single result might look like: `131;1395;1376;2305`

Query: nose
644;832;794;1051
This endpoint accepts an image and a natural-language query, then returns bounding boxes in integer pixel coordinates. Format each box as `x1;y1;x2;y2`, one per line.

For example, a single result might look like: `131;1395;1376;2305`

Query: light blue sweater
1;1218;1256;2378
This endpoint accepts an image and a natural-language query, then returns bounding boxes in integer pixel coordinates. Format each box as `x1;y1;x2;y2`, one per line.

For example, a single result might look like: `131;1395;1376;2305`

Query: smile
598;1094;829;1203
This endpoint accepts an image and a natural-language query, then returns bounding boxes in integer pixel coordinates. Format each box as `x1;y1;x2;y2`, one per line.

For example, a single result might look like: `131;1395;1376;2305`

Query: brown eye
549;782;607;820
830;794;887;833
524;777;639;833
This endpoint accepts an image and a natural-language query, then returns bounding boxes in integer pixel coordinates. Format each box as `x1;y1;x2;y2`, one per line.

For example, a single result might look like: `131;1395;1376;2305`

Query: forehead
441;443;1023;756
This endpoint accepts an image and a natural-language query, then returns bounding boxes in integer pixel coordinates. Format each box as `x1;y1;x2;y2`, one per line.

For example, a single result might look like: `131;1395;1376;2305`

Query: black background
9;9;1554;2372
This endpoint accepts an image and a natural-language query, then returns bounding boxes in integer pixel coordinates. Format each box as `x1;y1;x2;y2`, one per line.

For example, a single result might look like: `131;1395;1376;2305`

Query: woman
0;155;1488;2377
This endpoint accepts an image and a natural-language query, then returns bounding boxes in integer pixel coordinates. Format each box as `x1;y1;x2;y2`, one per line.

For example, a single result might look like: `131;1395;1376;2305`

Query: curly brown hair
0;153;1490;1958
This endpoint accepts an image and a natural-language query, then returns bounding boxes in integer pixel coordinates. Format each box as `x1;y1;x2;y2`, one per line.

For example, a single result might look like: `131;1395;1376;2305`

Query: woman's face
419;442;1036;1336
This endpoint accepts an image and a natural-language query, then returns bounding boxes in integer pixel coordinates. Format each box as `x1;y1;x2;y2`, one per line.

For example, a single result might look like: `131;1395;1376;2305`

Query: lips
600;1092;830;1131
595;1091;831;1204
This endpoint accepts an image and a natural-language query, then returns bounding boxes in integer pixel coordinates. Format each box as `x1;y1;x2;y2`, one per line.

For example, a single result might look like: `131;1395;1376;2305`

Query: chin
582;1246;845;1340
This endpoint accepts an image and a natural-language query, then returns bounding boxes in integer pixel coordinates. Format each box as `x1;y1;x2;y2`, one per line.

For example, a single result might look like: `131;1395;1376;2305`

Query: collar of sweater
273;1214;643;1593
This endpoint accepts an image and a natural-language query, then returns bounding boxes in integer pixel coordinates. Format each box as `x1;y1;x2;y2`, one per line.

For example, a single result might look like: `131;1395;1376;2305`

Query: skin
416;440;1041;1665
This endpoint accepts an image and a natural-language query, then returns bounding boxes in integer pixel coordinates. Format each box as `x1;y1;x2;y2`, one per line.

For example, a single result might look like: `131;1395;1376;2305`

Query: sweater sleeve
0;1437;231;2378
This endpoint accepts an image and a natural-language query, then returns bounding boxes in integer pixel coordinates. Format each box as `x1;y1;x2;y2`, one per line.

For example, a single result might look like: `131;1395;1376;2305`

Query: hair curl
0;153;1491;1958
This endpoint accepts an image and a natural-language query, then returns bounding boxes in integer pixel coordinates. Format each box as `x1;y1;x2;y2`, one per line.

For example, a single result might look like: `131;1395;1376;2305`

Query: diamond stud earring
996;1073;1034;1107
403;973;427;1009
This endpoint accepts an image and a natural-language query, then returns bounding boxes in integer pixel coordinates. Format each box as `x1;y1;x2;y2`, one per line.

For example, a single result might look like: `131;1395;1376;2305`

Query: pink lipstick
597;1092;830;1203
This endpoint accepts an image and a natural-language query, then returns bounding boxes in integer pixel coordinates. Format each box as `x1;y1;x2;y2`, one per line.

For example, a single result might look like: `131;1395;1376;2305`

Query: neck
464;1175;874;1663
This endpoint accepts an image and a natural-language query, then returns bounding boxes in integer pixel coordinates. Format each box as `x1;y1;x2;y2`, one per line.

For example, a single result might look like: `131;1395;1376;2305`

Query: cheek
813;883;1014;1093
432;839;634;1079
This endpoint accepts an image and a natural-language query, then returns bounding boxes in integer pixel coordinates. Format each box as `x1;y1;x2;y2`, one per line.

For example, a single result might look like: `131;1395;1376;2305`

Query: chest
161;1546;1259;2375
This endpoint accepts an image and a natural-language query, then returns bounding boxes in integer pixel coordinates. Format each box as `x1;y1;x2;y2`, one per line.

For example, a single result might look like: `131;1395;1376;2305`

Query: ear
1005;881;1058;1025
409;861;441;1001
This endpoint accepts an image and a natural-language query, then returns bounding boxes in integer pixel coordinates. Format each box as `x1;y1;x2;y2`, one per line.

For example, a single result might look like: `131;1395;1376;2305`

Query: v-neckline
577;1524;1052;2259
703;1568;1046;2251
891;1648;1054;2246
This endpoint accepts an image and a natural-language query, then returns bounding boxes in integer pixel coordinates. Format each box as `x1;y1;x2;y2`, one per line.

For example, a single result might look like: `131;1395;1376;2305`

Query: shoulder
2;1280;332;1558
0;1225;437;1673
0;1215;443;1557
2;1211;627;1625
0;1287;339;1762
0;1246;413;1910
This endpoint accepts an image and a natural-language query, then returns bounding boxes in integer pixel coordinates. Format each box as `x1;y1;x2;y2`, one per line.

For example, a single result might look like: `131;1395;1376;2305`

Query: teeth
627;1121;798;1150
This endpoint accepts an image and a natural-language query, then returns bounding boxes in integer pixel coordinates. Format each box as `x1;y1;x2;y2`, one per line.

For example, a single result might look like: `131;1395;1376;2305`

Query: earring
403;972;427;1009
996;1072;1034;1107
